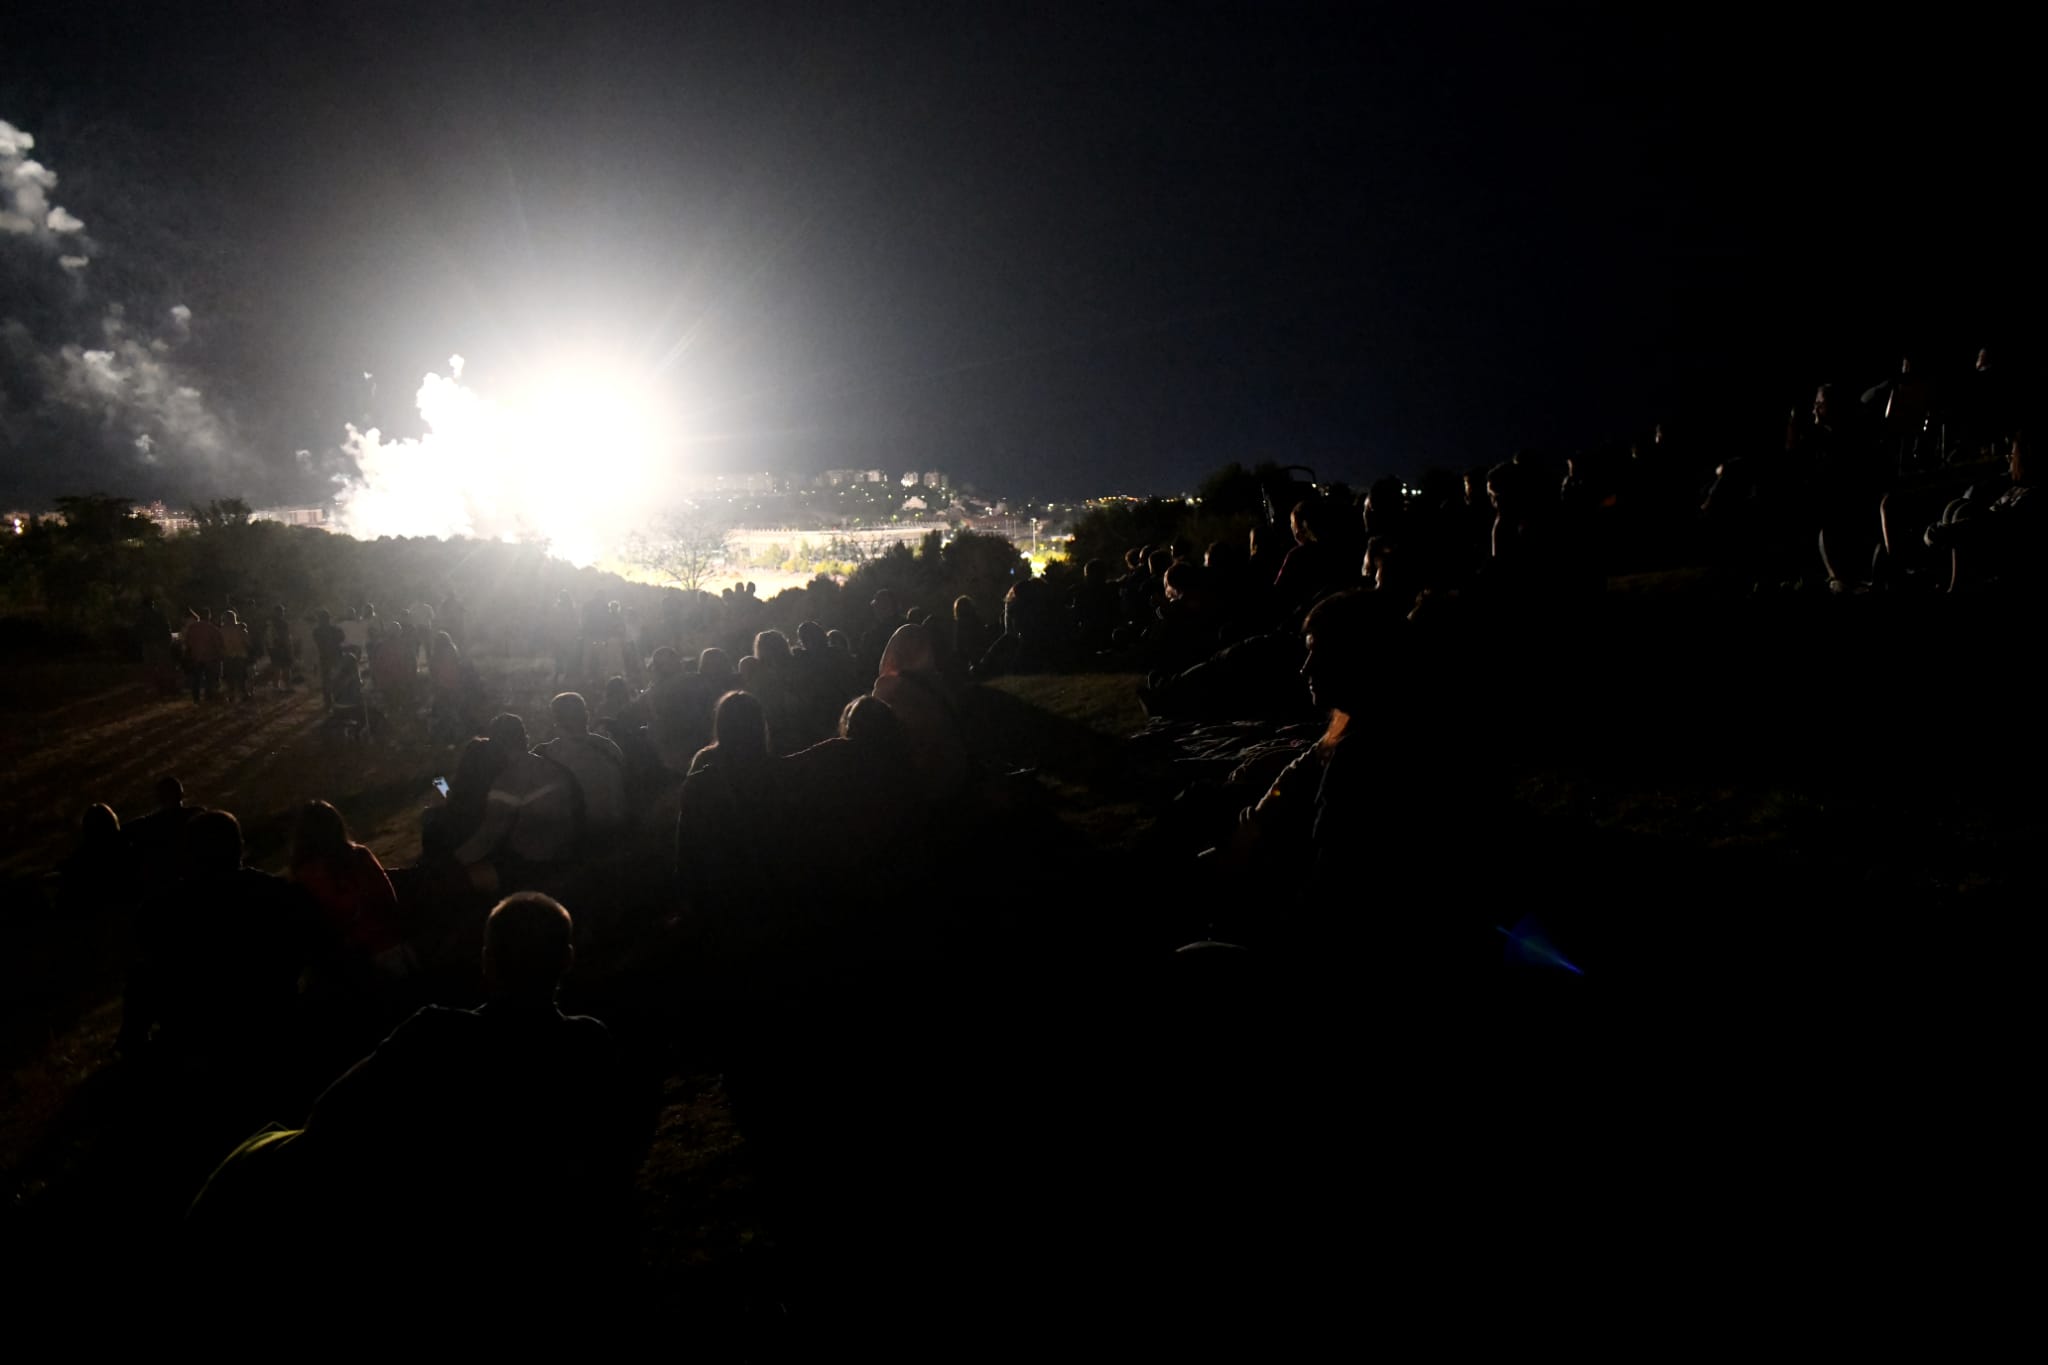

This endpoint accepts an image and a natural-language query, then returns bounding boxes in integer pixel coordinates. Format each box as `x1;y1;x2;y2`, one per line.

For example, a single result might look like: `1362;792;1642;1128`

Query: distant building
864;470;885;483
137;501;199;534
901;471;920;487
922;470;944;489
902;495;928;512
820;468;863;487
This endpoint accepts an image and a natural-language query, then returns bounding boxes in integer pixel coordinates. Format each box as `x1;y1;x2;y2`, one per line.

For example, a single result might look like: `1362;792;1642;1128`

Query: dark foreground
1;590;2036;1346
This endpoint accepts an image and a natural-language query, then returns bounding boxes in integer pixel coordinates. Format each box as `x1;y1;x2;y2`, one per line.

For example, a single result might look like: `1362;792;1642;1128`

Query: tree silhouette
188;497;254;532
622;509;733;592
52;494;160;547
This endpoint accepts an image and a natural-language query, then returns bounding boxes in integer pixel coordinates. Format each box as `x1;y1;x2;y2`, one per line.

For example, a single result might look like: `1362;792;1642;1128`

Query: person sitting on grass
289;799;408;979
187;892;637;1291
124;775;202;881
1924;432;2040;591
57;802;136;916
535;691;626;835
1221;590;1479;972
120;810;325;1069
453;715;580;891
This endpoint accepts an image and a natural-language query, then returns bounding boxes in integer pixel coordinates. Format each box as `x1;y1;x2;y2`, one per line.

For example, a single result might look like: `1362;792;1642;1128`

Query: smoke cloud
0;119;87;260
1;115;266;505
52;305;237;475
333;354;679;567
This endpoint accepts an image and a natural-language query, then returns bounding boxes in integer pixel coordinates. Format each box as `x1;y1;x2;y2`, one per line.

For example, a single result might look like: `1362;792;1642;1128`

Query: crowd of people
33;347;2038;1324
57;574;1025;1316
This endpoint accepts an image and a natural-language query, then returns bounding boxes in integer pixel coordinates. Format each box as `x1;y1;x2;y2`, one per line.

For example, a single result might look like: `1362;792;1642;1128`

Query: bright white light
334;351;681;566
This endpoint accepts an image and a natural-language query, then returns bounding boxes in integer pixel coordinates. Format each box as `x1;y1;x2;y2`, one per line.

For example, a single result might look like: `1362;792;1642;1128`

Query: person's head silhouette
483;893;575;1005
549;692;591;736
712;689;769;764
487;712;530;751
183;809;244;878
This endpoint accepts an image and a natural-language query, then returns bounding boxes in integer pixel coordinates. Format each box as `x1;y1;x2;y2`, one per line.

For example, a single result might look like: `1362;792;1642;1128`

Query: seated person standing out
188;893;636;1290
121;810;326;1065
534;691;627;834
453;715;580;885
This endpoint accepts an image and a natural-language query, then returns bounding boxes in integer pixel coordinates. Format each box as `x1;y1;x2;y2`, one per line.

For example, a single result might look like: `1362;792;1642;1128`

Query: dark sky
2;2;2038;506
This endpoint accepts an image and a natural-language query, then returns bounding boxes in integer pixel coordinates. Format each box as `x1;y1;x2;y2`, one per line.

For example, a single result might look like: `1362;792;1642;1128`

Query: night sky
2;2;2038;508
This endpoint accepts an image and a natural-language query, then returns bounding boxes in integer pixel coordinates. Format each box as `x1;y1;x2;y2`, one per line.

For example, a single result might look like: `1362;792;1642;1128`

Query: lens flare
333;352;679;566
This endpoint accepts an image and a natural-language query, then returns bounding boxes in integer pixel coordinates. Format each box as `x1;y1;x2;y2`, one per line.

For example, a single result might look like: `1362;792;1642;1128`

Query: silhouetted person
184;608;223;703
189;893;635;1294
311;609;344;706
1925;432;2040;590
290;800;406;977
677;690;780;929
220;610;252;702
58;802;136;916
431;713;530;857
647;646;699;774
330;646;373;738
455;715;580;890
875;623;970;799
942;595;990;681
791;619;857;741
677;646;735;766
1223;590;1475;969
751;629;802;753
782;696;917;897
1273;499;1347;611
1148;560;1224;675
265;603;294;691
125;775;202;881
536;691;627;836
121;810;324;1066
595;676;663;810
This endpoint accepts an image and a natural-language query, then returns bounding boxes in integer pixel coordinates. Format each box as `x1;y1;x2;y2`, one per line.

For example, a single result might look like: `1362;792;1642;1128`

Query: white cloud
2;118;90;266
6;116;253;496
55;333;236;473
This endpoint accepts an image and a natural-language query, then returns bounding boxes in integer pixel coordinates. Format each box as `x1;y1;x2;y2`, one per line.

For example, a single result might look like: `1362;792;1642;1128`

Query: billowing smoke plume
0;119;89;263
1;115;261;505
54;304;236;469
333;355;679;567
